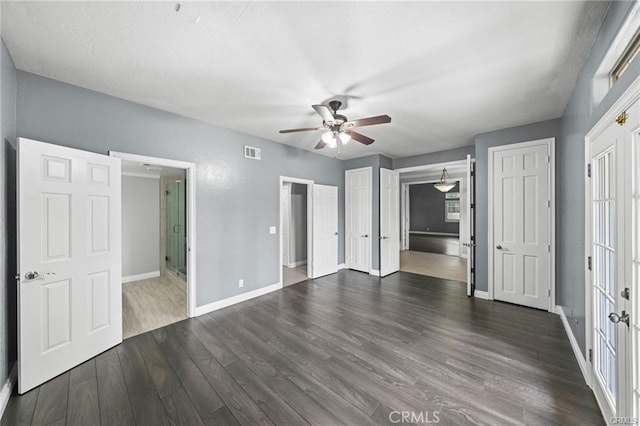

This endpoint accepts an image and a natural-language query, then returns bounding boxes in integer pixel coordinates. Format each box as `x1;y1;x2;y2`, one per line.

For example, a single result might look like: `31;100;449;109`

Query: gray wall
122;176;160;277
557;1;639;354
290;183;307;263
16;71;345;306
409;182;460;234
392;145;475;170
343;154;392;271
474;118;562;293
0;39;17;393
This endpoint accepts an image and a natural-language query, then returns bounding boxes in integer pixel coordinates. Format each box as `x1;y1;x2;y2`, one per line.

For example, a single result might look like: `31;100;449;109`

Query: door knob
24;271;56;280
496;245;503;250
334;232;339;236
609;311;630;326
361;234;369;238
380;236;389;240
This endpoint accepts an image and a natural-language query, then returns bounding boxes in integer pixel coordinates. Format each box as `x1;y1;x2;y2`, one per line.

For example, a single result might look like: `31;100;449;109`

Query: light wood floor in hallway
400;250;467;282
123;274;187;339
283;265;308;286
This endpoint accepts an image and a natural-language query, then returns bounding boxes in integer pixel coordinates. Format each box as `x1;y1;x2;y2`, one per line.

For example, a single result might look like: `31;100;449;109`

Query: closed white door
345;168;372;272
18;138;122;393
380;168;400;277
465;154;475;297
491;140;551;310
311;184;338;278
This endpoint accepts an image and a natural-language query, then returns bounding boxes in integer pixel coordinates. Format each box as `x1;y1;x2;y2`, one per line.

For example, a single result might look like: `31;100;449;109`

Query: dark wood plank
116;337;156;395
205;406;240;426
127;389;171;426
409;234;459;255
160;388;205;426
30;372;69;426
66;377;100;426
0;387;39;426
95;349;135;425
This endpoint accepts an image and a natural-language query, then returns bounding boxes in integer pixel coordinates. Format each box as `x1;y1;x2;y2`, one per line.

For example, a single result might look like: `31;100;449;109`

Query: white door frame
109;151;197;318
584;73;640;394
400;177;465;257
279;176;313;287
487;138;556;312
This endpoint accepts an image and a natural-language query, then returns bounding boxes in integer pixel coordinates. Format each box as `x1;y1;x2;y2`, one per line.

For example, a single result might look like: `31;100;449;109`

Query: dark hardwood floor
409;234;460;256
2;270;603;425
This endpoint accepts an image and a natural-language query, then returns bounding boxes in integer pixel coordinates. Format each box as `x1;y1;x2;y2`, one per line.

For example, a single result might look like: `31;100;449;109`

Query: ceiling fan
279;100;391;149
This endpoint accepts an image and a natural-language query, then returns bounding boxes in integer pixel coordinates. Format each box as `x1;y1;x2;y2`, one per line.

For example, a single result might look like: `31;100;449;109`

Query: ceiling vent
244;146;261;160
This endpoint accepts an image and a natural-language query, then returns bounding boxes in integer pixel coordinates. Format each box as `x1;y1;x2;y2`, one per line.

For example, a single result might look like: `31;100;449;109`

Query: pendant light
434;168;455;192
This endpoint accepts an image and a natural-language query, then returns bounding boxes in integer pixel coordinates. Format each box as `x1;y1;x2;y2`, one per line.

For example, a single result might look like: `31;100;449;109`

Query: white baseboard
474;290;490;300
286;260;307;268
195;282;281;316
370;269;381;277
122;270;160;283
0;364;17;419
556;305;589;386
338;263;346;270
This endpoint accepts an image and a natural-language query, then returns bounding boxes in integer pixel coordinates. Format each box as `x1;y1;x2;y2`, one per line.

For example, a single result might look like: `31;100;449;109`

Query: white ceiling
1;1;609;160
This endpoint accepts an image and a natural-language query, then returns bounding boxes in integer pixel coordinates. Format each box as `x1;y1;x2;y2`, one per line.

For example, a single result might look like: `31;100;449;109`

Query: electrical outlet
269;226;277;234
239;279;244;288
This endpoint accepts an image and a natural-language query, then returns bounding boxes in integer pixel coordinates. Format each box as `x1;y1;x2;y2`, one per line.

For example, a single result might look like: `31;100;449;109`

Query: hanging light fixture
434;168;455;192
322;131;338;147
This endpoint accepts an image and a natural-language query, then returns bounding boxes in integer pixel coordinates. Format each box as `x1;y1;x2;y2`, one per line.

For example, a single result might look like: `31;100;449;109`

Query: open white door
465;155;475;296
380;168;399;277
18;138;122;393
311;184;338;278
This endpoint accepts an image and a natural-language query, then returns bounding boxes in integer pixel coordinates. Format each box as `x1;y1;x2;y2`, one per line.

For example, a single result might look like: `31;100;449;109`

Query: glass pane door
593;148;618;408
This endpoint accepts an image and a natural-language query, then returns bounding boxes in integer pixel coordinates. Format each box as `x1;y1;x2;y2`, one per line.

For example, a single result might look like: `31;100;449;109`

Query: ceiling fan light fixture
322;131;338;147
434;168;455;193
338;132;351;144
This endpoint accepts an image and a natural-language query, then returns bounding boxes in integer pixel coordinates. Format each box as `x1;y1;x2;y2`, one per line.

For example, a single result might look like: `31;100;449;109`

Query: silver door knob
380;236;389;240
361;234;369;238
334;232;339;236
609;311;630;326
24;271;56;280
496;245;503;250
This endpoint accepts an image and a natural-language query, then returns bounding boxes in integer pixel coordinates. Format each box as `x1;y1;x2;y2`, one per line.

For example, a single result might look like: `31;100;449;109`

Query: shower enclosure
165;179;187;280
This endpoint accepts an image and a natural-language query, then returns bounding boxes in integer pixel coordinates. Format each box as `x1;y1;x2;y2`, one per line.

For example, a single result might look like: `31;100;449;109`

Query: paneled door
465;154;476;297
345;167;372;273
311;184;338;278
490;139;552;310
18;138;122;393
380;168;399;277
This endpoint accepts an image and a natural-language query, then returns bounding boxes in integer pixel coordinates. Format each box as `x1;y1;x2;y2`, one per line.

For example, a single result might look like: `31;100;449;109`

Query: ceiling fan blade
344;115;391;128
312;104;335;123
348;130;374;145
279;127;321;134
314;140;327;150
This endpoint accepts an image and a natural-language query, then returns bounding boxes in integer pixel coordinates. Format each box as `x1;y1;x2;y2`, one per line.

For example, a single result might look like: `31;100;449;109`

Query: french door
589;99;640;419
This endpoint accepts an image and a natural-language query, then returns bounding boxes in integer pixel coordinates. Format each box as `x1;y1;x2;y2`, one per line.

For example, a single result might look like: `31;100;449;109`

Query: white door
380;168;400;277
18;138;122;393
311;184;338;278
465;154;475;297
491;139;552;310
345;168;372;273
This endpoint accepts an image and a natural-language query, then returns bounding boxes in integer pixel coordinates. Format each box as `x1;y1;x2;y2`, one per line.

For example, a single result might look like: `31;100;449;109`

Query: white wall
122;175;160;279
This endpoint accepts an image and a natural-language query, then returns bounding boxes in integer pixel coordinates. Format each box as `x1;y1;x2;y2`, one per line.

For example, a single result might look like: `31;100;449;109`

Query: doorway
397;161;471;284
281;181;310;286
111;151;197;338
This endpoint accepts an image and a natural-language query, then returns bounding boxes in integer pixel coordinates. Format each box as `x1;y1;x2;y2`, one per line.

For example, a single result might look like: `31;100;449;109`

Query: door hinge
547;245;551;253
588;256;592;270
587;164;591;178
547;200;551;208
589;348;593;363
615;111;628;126
547;155;551;163
622;287;630;300
547;289;551;297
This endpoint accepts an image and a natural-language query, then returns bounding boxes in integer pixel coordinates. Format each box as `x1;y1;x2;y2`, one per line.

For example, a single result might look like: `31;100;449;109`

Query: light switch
269;226;277;234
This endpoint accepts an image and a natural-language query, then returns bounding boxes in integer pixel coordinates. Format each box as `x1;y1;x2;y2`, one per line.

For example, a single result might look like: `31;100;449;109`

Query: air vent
244;146;261;160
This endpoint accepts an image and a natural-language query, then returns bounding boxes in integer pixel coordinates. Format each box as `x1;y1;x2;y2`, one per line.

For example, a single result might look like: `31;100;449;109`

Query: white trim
370;269;381;277
109;151;197;318
286;260;307;268
195;283;281;316
338;263;346;270
474;290;490;300
279;176;314;288
487;138;556;312
0;365;17;419
556;305;590;386
394;159;471;175
121;171;161;179
122;270;161;283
